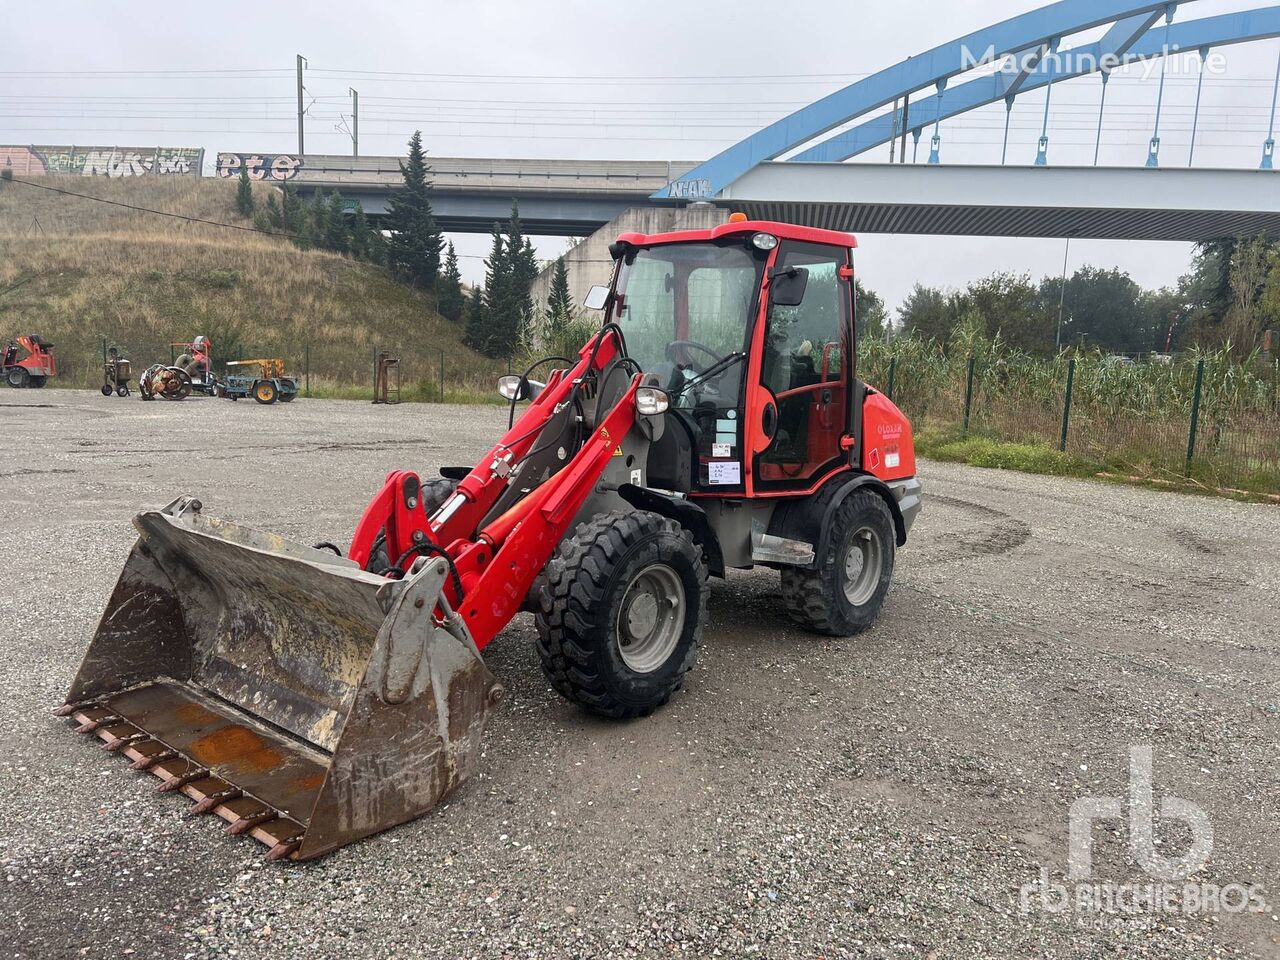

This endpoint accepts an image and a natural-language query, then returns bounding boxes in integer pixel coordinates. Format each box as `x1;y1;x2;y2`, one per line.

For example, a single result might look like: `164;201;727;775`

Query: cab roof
615;218;857;250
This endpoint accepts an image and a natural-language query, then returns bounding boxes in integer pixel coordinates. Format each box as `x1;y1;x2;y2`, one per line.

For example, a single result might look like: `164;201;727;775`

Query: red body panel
616;219;858;251
860;391;915;481
4;336;56;377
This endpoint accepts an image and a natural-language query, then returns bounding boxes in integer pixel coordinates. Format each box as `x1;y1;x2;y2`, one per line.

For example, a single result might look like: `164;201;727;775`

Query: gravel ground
0;390;1277;960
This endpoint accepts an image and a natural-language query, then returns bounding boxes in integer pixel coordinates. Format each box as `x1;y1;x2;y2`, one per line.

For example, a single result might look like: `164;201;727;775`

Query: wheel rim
616;563;685;673
842;526;883;606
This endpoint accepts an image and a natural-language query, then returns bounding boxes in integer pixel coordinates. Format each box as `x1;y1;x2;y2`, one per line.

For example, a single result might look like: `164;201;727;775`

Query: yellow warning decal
612;444;624;457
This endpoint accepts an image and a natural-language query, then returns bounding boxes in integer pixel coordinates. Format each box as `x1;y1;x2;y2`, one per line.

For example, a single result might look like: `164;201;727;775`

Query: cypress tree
348;206;371;259
264;192;283;230
236;167;255;217
438;243;465;322
325;192;350;254
467;223;507;355
546;256;574;343
464;283;489;354
386;131;444;287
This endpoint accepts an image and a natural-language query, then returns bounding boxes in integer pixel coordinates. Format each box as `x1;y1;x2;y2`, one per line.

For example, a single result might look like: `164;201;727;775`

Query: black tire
29;376;46;388
366;477;460;575
101;384;113;396
7;367;29;388
118;385;129;397
781;489;895;636
534;510;708;720
278;391;296;403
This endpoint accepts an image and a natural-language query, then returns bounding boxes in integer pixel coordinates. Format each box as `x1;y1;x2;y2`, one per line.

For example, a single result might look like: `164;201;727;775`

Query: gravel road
1;391;1276;960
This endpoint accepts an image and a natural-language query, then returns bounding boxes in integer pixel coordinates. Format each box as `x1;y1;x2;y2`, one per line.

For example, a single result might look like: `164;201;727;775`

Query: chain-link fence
862;343;1280;493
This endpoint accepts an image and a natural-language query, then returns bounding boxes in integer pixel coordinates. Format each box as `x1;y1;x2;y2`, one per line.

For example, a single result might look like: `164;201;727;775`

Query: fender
767;471;907;571
617;483;725;578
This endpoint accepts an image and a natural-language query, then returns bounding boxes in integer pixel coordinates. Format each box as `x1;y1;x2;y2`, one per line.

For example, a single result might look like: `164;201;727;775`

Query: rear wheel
117;384;129;397
253;380;278;405
278;391;295;403
102;384;113;396
780;489;895;636
366;477;459;575
7;368;29;388
534;510;708;719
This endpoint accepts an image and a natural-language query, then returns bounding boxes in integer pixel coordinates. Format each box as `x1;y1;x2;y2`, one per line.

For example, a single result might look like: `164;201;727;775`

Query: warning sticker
885;452;900;468
612;444;624;457
707;461;741;485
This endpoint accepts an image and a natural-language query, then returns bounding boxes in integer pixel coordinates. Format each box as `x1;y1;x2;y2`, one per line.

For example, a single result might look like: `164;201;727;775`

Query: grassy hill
0;175;504;399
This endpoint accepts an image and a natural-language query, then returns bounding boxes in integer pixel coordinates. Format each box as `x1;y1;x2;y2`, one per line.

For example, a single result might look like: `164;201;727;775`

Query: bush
198;269;240;290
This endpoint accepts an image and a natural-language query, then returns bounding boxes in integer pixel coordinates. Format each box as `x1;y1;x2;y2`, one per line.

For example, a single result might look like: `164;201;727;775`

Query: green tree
956;272;1051;355
348;205;373;260
386;130;444;287
236;167;255;217
898;283;954;342
325;192;350;254
264;192;283;230
1043;266;1148;354
465;223;506;355
437;243;465;322
307;189;331;250
853;278;887;340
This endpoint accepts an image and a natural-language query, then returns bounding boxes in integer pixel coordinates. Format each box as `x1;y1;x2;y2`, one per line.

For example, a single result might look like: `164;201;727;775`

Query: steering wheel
665;340;722;369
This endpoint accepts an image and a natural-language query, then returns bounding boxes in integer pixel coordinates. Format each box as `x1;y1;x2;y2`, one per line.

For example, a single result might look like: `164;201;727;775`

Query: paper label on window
711;442;733;458
885;452;900;468
707;461;741;485
716;431;736;446
715;419;736;432
630;468;643;485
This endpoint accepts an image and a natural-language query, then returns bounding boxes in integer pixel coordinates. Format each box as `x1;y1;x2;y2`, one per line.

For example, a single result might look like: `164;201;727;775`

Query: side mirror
583;285;610;311
769;267;809;307
497;375;545;402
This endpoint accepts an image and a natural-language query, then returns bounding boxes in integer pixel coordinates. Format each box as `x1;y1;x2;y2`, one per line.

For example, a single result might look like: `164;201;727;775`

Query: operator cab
599;219;857;497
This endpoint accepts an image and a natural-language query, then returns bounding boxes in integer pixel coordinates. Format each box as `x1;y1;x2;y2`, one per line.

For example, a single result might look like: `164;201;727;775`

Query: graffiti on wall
215;153;303;181
0;145;204;177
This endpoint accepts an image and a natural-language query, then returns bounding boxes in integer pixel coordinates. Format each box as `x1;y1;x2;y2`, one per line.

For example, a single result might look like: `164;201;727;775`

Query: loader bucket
58;497;502;861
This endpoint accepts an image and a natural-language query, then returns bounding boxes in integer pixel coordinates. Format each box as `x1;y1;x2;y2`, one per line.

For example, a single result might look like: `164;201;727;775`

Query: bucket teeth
266;835;305;862
130;749;177;771
75;714;122;734
227;810;277;836
156;767;210;793
103;732;150;753
189;788;242;816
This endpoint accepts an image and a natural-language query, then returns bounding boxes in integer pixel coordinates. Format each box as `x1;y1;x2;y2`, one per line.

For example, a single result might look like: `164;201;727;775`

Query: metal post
889;97;900;163
439;349;445;403
1146;7;1175;169
296;54;306;156
1055;237;1071;350
102;336;107;364
899;93;909;163
1262;46;1280;170
1001;96;1014;165
927;80;946;165
1188;48;1208;166
1059;357;1076;451
1094;71;1110;166
886;356;897;402
911;128;922;164
962;357;976;433
350;88;359;157
1185;357;1205;476
304;342;310;398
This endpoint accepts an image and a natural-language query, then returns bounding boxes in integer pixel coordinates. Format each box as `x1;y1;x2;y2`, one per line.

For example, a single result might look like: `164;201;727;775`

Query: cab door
753;241;851;493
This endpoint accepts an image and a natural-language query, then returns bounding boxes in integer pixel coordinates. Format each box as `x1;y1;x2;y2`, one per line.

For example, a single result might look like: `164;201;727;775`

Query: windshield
610;241;764;408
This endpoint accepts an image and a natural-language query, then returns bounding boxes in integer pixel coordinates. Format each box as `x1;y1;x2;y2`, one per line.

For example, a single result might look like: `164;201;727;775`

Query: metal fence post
962;356;976;433
1059;357;1075;452
1185;357;1205;476
304;342;310;398
439;350;445;403
886;356;897;402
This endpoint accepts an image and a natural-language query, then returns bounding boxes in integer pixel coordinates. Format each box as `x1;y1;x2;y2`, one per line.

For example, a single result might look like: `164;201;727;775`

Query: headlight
636;386;670;416
497;375;523;401
751;232;778;250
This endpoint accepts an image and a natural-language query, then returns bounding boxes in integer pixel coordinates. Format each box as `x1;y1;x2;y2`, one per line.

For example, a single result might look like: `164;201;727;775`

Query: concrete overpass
286;155;694;236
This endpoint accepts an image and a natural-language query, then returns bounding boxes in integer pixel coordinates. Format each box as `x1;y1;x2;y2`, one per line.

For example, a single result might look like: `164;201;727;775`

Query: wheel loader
58;217;922;861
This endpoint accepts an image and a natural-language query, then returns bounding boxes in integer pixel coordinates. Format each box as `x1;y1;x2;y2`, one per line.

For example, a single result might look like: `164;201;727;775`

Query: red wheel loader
3;334;56;388
58;217;922;861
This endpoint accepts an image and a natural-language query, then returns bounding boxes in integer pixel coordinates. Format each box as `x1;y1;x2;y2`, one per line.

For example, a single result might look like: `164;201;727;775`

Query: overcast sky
6;0;1279;311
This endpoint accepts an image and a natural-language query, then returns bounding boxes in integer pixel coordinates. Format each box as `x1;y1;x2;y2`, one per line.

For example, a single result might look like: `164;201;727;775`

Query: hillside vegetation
0;175;504;397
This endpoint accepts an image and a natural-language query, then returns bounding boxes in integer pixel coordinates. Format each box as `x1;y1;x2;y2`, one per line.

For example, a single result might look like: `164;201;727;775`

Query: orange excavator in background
58;216;922;861
3;335;56;388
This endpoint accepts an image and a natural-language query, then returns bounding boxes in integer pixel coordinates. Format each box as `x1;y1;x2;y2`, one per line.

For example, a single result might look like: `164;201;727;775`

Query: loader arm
348;329;622;571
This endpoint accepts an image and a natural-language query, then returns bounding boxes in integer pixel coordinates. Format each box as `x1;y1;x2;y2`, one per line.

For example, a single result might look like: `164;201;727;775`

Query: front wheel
102;384;113;396
534;510;708;719
6;368;29;388
780;488;895;636
117;384;130;397
253;380;278;404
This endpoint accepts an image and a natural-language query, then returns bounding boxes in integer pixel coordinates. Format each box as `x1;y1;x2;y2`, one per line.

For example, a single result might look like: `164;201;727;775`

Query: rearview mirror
583;285;610;310
769;267;809;307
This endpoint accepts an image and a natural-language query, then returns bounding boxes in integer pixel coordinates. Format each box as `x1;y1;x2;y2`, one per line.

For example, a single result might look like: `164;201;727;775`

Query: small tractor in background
171;336;217;396
102;347;132;397
3;335;56;388
59;217;921;862
220;358;298;404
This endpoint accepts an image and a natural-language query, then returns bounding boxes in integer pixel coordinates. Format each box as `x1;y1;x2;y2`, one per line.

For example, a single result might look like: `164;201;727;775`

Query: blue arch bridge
274;0;1280;241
